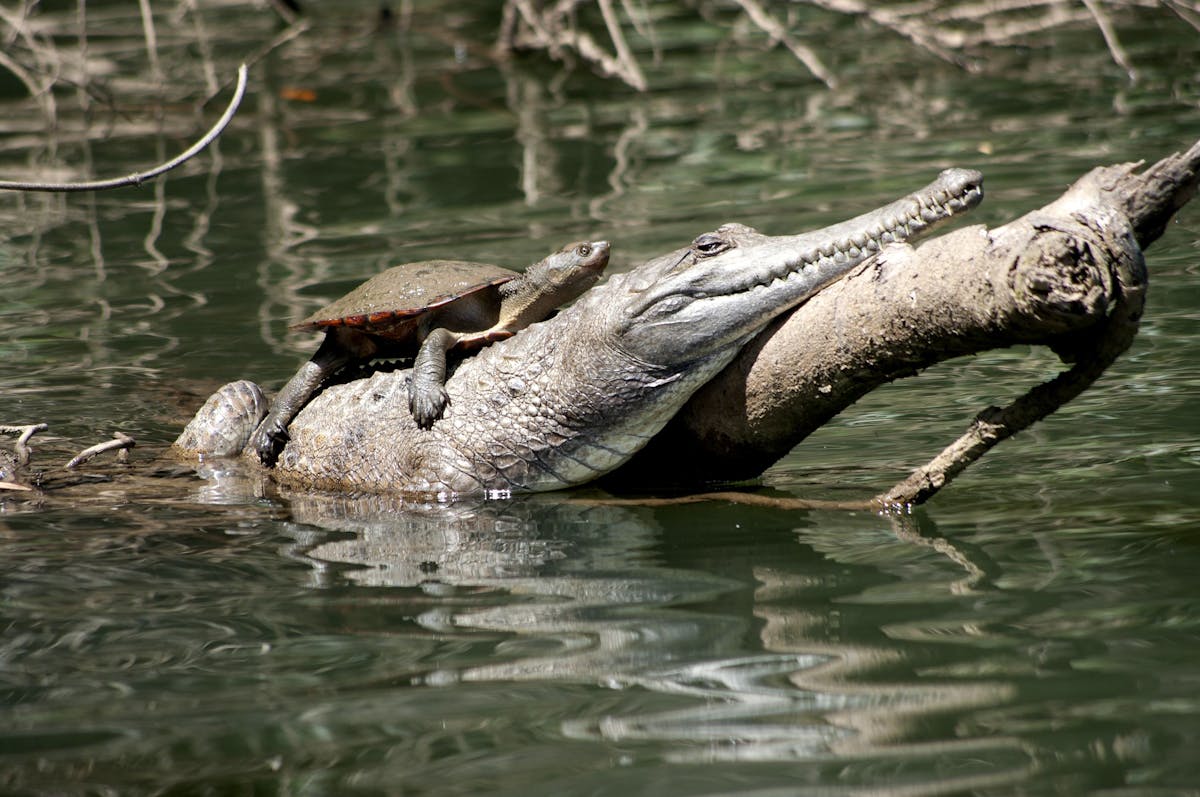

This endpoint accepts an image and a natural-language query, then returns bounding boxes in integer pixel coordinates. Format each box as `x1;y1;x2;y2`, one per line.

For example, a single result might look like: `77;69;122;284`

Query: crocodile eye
576;244;592;257
692;233;731;257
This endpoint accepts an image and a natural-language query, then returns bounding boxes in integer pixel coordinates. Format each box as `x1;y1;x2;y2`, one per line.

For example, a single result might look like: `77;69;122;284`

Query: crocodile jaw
613;168;983;366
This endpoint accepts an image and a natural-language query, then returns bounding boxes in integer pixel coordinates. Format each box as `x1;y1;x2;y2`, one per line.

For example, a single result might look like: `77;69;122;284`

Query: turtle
247;239;610;464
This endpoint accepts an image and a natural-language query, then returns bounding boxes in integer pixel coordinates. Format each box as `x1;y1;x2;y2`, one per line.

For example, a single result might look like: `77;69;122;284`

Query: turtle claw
247;418;289;466
409;383;449;430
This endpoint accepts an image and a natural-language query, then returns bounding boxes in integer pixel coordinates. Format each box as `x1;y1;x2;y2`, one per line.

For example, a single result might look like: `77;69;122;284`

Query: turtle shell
293;259;515;344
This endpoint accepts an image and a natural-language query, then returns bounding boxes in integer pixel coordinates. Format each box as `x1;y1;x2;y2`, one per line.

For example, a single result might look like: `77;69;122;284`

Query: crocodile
174;168;983;497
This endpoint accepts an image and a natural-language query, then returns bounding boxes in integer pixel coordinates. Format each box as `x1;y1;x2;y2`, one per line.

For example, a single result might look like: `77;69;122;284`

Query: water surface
2;3;1199;793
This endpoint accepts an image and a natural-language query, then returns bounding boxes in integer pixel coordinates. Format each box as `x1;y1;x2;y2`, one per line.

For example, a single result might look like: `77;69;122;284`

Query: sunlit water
2;3;1199;794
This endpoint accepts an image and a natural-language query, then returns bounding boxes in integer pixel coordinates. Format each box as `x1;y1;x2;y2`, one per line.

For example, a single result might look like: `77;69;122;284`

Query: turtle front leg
409;327;462;430
247;330;360;465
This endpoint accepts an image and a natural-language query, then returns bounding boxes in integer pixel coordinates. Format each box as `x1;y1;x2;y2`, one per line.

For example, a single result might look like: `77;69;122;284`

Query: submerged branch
66;433;136;469
0;63;247;193
1;423;49;468
0;425;137;498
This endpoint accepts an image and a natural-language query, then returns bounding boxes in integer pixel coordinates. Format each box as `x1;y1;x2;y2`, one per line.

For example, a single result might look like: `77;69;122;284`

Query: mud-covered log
614;140;1200;488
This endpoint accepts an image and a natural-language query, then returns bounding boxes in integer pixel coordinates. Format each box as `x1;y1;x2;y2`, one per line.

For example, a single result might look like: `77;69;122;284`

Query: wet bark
611;140;1200;495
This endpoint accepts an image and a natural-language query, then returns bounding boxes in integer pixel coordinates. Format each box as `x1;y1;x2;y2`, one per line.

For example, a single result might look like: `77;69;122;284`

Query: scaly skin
175;169;983;497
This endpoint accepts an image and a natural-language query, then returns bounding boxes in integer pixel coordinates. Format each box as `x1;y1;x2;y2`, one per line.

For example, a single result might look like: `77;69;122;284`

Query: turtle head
532;239;611;290
500;240;611;327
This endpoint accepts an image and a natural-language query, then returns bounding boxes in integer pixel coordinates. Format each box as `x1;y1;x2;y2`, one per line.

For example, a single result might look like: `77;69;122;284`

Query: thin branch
0;63;248;193
571;28;648;90
874;343;1135;507
596;0;647;90
1081;0;1138;82
497;0;648;90
137;0;163;80
1;423;48;467
65;433;136;469
181;0;220;96
732;0;838;89
268;0;303;26
801;0;969;68
241;17;312;74
620;0;660;64
512;0;560;52
1163;0;1200;34
0;44;51;101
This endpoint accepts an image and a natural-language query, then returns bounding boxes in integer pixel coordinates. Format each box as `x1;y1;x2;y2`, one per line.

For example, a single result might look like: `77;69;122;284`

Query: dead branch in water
495;0;648;90
494;0;1161;89
0;423;48;469
0;424;138;497
66;433;136;469
0;64;248;193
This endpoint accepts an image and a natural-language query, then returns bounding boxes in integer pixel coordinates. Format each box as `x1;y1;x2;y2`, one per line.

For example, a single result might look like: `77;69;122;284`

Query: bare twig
497;0;649;90
268;0;303;26
181;0;220;96
137;0;163;81
0;63;248;193
1081;0;1138;82
494;0;1159;90
0;45;52;103
242;17;312;74
66;433;136;469
596;0;647;90
800;0;969;68
875;323;1139;508
731;0;838;89
1163;0;1200;34
1;423;48;467
620;0;660;63
512;0;560;53
0;3;61;124
571;28;648;90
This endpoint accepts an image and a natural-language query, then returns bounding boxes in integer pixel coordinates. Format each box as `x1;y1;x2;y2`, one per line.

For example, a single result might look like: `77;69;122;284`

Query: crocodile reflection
284;492;1028;786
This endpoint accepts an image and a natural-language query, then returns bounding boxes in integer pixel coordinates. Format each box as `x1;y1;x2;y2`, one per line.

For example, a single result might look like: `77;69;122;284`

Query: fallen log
614;140;1200;505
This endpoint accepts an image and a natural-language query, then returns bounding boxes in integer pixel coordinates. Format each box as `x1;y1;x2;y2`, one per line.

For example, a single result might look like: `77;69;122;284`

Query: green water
2;3;1200;793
